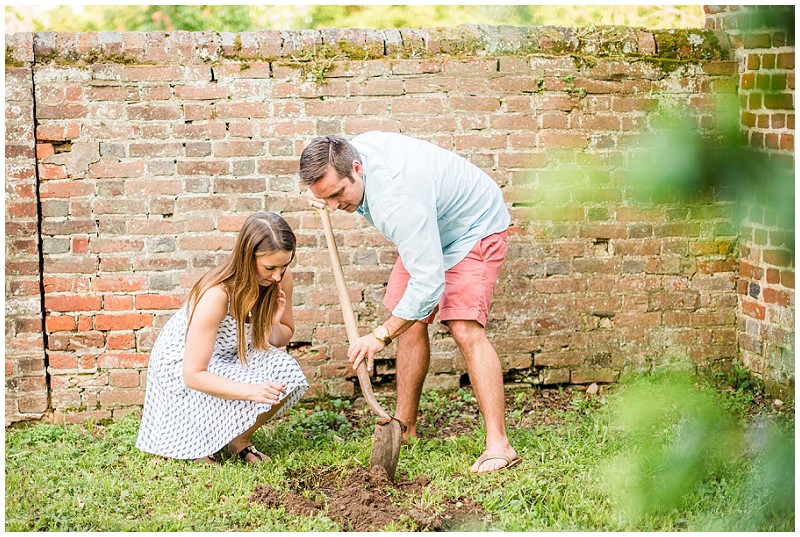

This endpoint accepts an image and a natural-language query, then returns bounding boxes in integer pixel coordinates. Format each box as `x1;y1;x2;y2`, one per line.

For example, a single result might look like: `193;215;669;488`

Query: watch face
375;326;388;338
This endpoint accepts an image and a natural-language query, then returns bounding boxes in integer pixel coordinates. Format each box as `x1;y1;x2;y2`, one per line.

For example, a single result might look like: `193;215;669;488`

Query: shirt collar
356;157;368;216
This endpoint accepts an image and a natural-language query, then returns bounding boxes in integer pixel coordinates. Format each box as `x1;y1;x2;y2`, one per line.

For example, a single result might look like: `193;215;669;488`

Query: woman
136;212;308;464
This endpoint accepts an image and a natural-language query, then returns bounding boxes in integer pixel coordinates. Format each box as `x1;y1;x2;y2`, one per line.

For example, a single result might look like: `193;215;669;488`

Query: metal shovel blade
369;417;404;482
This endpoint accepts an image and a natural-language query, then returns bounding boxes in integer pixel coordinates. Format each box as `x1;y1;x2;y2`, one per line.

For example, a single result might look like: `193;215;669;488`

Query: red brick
350;79;404;96
36;143;55;159
136;294;185;310
94;314;153;331
342;118;399;133
77;316;93;331
213;141;266;157
46;315;75;332
615;312;661;327
97;352;150;369
123;65;184;81
106;332;135;350
49;353;78;370
128;142;183;158
741;300;766;321
127;104;182;121
36;124;65;140
98;388;145;407
39;181;94;198
214;102;271;119
183;103;213;120
777;52;794;70
766;268;781;284
174;84;230;100
763;288;790;306
538;132;589;149
37;104;88;119
87;160;144;178
39;163;67;180
92;275;147;292
176;160;229;176
781;270;794;289
6;201;37;218
449;96;501;112
109;370;140;387
45;295;102;312
104;295;134;311
455;134;506;150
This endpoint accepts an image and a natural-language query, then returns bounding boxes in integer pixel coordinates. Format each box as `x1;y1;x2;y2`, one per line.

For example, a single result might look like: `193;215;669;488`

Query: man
300;132;520;473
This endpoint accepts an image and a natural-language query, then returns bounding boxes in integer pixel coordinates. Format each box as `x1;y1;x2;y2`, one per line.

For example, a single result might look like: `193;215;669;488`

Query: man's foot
470;451;522;474
402;433;419;446
231;445;270;465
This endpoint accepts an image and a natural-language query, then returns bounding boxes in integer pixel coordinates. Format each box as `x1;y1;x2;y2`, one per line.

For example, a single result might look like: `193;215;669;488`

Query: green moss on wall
5;46;25;68
28;27;731;73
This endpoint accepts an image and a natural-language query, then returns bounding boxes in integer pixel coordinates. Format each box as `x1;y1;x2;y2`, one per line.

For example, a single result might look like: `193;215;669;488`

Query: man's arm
348;314;416;373
348;197;444;372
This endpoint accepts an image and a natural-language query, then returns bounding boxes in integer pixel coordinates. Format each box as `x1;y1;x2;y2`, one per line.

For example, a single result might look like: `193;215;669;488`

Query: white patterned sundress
136;300;308;460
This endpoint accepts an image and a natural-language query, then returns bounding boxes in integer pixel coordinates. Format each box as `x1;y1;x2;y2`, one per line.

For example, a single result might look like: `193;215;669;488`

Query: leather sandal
471;452;522;474
237;445;270;464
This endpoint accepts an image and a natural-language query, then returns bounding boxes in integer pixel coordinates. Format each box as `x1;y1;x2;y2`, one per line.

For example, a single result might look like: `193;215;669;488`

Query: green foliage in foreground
4;371;793;531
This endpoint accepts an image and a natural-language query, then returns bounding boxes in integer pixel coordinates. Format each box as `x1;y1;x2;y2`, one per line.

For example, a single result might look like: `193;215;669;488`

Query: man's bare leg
393;321;430;439
447;319;517;473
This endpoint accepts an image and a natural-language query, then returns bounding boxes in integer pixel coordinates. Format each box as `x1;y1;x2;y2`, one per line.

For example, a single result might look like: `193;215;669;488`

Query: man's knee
446;320;485;348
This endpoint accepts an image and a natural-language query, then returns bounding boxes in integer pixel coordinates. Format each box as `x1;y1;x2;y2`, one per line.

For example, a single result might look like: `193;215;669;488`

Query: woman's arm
268;268;295;348
182;284;284;404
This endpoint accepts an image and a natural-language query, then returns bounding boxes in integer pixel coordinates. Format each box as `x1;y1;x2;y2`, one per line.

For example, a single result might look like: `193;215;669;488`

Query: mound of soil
250;465;484;531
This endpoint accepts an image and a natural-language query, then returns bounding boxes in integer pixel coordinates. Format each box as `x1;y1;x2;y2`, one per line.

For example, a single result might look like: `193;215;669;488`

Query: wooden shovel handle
318;208;392;420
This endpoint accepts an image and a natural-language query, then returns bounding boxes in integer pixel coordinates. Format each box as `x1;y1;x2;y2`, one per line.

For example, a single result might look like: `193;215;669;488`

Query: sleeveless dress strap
219;281;232;316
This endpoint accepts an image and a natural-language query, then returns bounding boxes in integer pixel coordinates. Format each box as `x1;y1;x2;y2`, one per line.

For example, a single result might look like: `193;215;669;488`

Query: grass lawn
4;368;794;531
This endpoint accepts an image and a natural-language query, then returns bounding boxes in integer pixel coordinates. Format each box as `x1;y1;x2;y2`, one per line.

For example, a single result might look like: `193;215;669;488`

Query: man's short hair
299;135;361;187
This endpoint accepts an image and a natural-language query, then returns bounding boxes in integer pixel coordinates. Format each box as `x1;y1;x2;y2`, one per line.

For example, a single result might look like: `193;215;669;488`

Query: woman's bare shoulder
194;283;229;320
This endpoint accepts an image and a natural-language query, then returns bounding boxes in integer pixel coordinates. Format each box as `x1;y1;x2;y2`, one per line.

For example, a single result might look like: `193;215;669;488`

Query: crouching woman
136;212;308;464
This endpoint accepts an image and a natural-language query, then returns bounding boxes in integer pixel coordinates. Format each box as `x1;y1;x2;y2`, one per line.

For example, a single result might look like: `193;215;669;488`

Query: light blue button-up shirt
352;131;510;321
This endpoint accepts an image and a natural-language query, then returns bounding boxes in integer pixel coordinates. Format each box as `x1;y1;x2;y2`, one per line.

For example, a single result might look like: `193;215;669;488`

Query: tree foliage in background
5;4;705;33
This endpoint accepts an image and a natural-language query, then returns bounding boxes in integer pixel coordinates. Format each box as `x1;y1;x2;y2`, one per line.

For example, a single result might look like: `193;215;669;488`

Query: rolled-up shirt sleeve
376;196;445;320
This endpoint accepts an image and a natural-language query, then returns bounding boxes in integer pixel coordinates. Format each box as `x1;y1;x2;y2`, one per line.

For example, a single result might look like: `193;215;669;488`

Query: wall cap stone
8;25;732;67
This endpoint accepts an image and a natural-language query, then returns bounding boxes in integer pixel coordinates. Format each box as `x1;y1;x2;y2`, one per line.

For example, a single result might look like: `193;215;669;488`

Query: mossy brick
281;29;323;56
383;28;403;56
398;28;425;56
252;30;282;58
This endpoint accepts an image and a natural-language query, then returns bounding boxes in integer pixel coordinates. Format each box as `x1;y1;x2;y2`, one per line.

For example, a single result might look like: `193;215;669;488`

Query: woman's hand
272;289;287;329
247;381;287;405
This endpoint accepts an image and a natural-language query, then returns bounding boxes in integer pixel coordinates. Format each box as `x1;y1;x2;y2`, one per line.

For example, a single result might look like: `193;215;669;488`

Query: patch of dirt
250;465;484;531
420;386;584;439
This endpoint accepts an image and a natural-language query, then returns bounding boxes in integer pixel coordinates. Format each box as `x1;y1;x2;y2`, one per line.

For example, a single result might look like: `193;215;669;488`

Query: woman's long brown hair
186;212;296;366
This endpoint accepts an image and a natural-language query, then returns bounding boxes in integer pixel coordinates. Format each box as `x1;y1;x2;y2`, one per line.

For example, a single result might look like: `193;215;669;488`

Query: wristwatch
372;325;392;346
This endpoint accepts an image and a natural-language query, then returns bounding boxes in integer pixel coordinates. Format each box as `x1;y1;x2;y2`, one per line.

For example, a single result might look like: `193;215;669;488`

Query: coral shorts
384;230;508;327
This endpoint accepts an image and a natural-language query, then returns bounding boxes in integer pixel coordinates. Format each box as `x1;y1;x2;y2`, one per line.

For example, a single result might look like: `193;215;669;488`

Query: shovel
317;207;404;481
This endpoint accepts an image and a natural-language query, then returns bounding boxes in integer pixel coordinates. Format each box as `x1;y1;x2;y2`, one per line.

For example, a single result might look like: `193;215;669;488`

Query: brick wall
705;5;795;397
4;24;752;424
5;33;49;423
